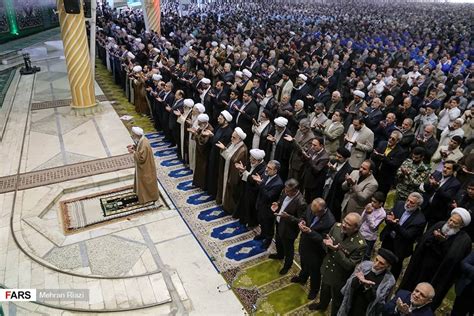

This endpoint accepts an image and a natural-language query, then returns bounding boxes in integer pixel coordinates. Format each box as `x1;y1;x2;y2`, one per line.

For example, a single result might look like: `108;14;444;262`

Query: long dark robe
348;271;386;316
206;125;233;197
233;162;266;226
399;221;472;310
192;125;214;190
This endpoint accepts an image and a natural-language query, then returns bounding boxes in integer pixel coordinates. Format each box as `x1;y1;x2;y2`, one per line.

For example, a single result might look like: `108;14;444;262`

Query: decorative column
143;0;161;35
57;0;97;114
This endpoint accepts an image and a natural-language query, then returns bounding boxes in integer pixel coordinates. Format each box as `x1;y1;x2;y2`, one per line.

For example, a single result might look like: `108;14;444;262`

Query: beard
441;223;460;236
404;203;417;212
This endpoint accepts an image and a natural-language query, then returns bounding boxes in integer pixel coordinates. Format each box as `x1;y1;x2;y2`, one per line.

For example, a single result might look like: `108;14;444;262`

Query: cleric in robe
127;127;160;204
216;127;248;214
399;207;472;311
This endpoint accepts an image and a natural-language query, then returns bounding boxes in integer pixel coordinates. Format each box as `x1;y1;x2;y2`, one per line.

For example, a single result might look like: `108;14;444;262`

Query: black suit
302;149;330;203
256;175;285;245
380;201;426;279
422;172;461;228
158;91;175;143
236;100;259;148
297;208;336;294
274;191;307;269
324;161;354;221
371;142;407;194
411;136;439;162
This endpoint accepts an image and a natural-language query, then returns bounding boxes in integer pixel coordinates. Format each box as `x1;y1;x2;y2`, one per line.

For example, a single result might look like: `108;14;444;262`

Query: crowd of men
93;1;473;314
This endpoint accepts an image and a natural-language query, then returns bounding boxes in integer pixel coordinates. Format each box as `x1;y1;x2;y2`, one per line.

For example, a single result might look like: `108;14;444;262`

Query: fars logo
0;289;36;301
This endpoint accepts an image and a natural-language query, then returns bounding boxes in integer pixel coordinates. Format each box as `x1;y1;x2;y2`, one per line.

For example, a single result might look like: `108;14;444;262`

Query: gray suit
341;170;378;215
345;124;374;168
323;121;344;157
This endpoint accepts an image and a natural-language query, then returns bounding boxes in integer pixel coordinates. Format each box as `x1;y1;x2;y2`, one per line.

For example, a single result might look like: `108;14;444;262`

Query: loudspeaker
64;0;81;14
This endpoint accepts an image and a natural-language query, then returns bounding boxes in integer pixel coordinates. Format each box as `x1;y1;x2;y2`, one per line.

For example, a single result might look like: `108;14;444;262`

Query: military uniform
318;223;366;316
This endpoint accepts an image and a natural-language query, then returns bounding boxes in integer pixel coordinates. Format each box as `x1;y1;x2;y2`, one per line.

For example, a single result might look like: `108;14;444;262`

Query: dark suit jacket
422;172;461;223
299;208;336;258
371;142;407;192
325;161;354;220
276;191;307;240
410;136;439;161
364;108;383;130
383;290;434;316
236;100;259;136
303;149;330;190
256;175;285;218
380;201;426;259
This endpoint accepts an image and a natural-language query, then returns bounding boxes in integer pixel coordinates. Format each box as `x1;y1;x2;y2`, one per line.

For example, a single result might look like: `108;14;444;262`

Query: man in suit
235;90;259;148
156;81;175;144
420;160;461;228
341;159;379;215
374;113;397;146
383;282;435;316
380;192;426;280
254;160;285;248
209;81;229;126
302;137;330;203
291;198;336;300
321;110;344;158
363;97;384;130
324;147;353;221
268;179;307;275
310;212;366;314
411;124;439;162
344;118;374;169
371;130;407;194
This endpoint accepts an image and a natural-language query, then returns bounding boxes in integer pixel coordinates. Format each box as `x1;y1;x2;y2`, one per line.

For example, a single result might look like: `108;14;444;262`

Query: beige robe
133;137;159;204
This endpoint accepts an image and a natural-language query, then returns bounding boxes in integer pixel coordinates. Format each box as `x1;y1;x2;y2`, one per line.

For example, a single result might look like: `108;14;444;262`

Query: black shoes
253;234;265;240
308;303;326;311
262;239;272;248
279;268;289;275
290;276;306;284
268;253;283;260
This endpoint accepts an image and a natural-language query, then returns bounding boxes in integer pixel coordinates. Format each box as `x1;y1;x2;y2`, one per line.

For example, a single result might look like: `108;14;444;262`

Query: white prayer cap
227;45;234;51
250;149;265;160
127;52;135;59
135;38;142;43
107;36;114;41
235;71;243;78
274;117;288;127
290;31;295;36
211;41;218;47
152;48;160;53
353;90;365;98
220;43;226;49
152;74;162;81
194;103;205;113
127;35;134;39
242;69;252;78
133;65;142;73
160;36;166;41
184;98;195;107
201;78;211;85
220;110;233;122
451;208;471;226
298;74;308;81
234;127;247;140
113;44;119;49
169;32;175;37
197;113;209;123
131;126;144;136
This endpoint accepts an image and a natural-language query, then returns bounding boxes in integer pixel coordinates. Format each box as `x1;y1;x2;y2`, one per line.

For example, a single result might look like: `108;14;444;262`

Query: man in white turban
400;207;472;310
127;127;160;204
215;127;248;213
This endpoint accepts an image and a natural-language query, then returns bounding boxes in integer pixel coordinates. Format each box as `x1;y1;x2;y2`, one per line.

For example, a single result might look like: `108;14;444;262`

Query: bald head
411;282;435;307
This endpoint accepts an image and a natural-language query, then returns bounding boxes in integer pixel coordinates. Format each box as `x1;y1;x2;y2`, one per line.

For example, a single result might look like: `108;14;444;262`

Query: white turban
220;43;226;49
274;117;288;127
353;90;365;98
221;110;233;122
194;103;205;113
451;208;471;226
250;149;265;160
234;127;247;140
289;31;296;36
197;113;209;123
169;32;175;37
152;48;160;53
242;69;252;78
152;74;162;81
133;65;142;73
184;98;194;108
211;41;218;47
131;126;144;136
201;78;211;85
298;74;308;81
160;36;166;41
235;71;243;78
135;38;142;43
227;45;234;51
127;52;135;59
113;44;119;49
107;36;114;41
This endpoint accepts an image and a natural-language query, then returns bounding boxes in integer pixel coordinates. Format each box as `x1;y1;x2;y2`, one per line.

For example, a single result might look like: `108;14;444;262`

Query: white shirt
277;194;297;223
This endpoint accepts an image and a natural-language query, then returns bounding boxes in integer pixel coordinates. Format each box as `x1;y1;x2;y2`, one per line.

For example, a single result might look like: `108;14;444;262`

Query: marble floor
0;49;244;314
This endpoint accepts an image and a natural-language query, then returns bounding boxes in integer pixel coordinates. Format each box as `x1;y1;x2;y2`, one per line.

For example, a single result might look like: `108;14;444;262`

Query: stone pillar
142;0;161;35
57;0;98;114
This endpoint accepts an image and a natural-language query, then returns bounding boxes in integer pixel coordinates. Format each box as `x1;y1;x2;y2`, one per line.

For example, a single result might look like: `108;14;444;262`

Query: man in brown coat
128;127;160;204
